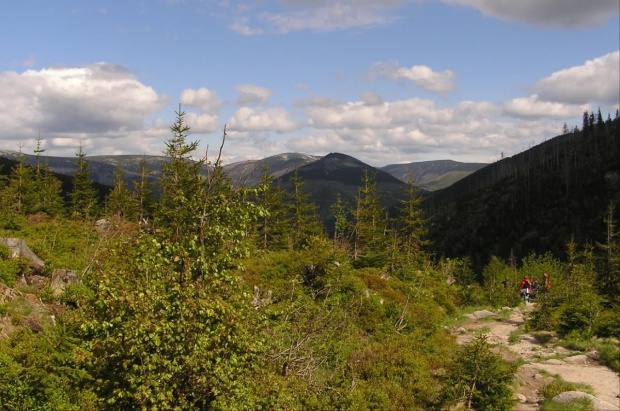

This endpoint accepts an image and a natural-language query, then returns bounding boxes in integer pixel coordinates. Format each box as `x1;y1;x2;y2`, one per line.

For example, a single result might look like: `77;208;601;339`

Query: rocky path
455;305;620;410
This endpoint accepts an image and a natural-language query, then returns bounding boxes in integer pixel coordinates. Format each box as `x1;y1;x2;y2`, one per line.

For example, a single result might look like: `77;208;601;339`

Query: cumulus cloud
369;61;456;93
235;84;272;105
227;107;300;133
361;90;383;105
0;63;169;154
503;95;588;119
185;112;220;133
529;51;620;105
442;0;619;28
180;87;223;113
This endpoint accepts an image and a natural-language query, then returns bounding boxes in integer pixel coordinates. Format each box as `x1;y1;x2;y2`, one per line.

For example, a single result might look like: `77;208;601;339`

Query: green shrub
442;335;517;410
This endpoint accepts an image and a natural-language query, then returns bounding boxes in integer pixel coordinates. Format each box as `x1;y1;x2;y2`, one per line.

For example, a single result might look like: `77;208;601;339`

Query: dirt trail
456;304;620;410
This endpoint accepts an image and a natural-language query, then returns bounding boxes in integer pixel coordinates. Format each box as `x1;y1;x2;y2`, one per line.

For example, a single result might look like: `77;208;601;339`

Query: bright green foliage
443;334;517;410
32;137;65;216
482;256;520;307
70;145;99;219
0;327;98;410
287;168;323;250
80;110;264;409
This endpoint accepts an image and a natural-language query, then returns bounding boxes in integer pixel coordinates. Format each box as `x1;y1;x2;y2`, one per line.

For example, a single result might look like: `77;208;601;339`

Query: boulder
0;238;45;269
551;391;618;410
50;269;80;296
542;359;564;365
513;393;527;403
472;310;497;319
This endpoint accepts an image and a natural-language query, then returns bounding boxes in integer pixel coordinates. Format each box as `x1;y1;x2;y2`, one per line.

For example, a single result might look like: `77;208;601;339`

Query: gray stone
552;391;619;410
586;350;600;360
564;355;588;364
462;314;477;320
0;238;45;269
472;310;497;319
457;327;467;334
542;359;564;365
514;393;527;403
50;269;80;297
501;306;512;311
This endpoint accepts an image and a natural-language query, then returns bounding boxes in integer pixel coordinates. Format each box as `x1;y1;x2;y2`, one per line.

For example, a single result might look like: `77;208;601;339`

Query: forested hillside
427;111;620;273
0;109;618;410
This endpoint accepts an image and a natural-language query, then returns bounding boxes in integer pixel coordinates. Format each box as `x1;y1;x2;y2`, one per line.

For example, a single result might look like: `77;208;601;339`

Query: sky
1;0;619;167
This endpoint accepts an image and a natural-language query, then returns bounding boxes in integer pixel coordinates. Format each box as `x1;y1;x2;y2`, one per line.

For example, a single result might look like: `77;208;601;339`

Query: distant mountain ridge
0;149;479;191
381;160;487;191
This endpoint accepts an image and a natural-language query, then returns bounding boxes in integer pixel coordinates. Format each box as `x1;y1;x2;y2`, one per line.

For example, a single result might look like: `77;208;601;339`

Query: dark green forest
0;109;618;410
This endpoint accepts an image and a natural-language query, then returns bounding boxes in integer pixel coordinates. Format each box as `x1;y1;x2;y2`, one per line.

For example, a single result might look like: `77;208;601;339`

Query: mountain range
0;150;483;192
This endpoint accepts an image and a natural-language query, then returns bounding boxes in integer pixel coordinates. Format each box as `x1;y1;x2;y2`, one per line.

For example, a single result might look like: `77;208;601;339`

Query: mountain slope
381;160;487;191
425;118;620;272
224;153;320;187
279;152;408;222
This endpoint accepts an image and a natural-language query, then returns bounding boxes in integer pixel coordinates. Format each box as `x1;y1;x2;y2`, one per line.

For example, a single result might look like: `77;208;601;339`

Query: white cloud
260;2;397;34
369;61;456;93
0;63;169;155
361;90;383;106
529;51;620;105
228;18;265;36
227;107;300;133
185;112;220;133
180;87;223;113
503;95;588;119
293;94;340;107
235;84;272;105
442;0;619;28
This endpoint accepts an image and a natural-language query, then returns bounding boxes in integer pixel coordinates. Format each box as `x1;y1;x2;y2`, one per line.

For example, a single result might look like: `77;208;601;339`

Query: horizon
1;1;619;168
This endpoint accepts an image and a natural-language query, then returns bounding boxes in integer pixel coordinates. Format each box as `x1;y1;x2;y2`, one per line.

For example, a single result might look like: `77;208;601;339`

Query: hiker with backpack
519;276;532;303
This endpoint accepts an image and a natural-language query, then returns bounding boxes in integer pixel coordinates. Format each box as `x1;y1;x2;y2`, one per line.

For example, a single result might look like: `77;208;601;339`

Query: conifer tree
31;138;64;216
69;144;98;219
105;162;135;218
287;168;323;249
330;193;349;248
7;143;38;215
398;177;428;260
254;163;288;250
351;168;388;266
132;156;154;224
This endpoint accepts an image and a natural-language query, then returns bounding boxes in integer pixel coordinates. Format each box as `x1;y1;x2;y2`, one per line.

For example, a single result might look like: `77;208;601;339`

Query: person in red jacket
519;276;532;303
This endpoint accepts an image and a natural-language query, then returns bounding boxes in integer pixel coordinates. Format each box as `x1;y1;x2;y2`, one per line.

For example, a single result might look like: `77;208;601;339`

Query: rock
501;306;512;311
50;269;80;297
542;359;564;365
513;374;525;385
0;238;45;269
534;373;546;380
552;391;619;410
472;310;497;319
564;355;588;364
462;314;477;320
586;350;600;360
514;393;527;403
555;346;572;355
457;327;467;334
95;219;110;232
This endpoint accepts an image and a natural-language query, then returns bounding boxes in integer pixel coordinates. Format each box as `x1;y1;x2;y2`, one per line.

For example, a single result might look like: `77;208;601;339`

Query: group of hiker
518;273;551;303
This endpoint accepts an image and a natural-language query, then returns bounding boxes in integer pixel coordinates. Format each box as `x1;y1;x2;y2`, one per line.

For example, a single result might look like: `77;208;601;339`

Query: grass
559;334;620;373
539;375;595;411
531;330;555;345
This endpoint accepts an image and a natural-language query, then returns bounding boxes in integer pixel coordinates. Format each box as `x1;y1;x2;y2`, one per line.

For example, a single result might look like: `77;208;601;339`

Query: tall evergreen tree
106;162;135;218
69;144;99;219
254;163;288;250
287;168;323;249
351;168;388;267
398;177;429;260
132;156;154;224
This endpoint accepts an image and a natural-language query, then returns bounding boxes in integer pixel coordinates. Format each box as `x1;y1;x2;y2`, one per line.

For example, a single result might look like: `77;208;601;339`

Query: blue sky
1;0;618;166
